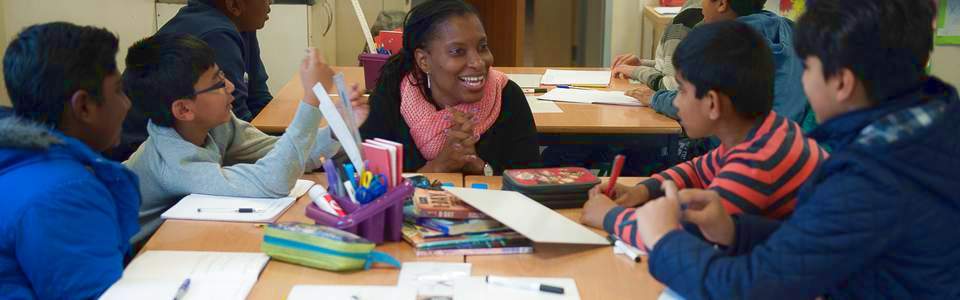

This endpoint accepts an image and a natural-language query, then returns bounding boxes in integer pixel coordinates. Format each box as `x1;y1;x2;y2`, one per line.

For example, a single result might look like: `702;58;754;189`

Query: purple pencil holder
305;180;414;244
358;53;390;92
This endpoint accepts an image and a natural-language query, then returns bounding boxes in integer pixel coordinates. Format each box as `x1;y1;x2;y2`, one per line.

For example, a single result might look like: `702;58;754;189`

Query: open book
537;88;644;107
99;251;269;300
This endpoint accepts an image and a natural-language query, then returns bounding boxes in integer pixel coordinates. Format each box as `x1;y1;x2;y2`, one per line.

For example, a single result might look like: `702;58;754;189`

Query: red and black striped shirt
603;112;827;249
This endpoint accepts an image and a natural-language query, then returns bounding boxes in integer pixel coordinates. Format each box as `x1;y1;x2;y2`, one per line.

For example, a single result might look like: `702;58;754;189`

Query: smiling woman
359;0;541;175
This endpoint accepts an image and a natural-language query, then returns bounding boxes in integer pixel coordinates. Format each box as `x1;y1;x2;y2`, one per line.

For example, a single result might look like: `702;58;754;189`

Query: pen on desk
604;154;626;198
614;240;643;262
522;88;547;94
485;275;565;295
172;278;190;300
556;84;593;90
196;208;264;213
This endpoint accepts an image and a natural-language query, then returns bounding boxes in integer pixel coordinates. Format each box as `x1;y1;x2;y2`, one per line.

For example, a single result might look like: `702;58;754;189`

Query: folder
373;138;404;184
362;142;392;186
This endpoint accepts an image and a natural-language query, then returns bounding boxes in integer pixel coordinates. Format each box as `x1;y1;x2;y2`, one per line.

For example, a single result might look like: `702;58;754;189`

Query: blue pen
344;164;358;187
556;84;593;90
173;278;190;300
323;159;342;197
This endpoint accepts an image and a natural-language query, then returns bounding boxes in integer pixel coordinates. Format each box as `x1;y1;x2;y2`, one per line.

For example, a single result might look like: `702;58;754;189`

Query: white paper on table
289;179;315;198
507;73;544;88
654;6;682;15
397;262;472;298
313;83;365;174
160;194;295;223
453;276;580;300
526;95;564;113
99;251;269;300
540;69;611;87
287;285;417;300
443;187;610;245
538;88;644;107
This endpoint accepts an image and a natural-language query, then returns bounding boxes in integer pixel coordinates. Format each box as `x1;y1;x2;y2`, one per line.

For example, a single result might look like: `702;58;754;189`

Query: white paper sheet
100;251;269;300
540;69;611;87
289;179;316;198
397;262;472;299
453;276;580;300
160;194;295;223
537;88;644;107
508;73;545;88
526;95;564;113
287;285;417;300
313;83;365;174
443;187;610;245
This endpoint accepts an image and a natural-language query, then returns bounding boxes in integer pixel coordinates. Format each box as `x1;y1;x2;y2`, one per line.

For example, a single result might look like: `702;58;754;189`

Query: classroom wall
0;1;8;107
931;45;960;86
608;0;642;63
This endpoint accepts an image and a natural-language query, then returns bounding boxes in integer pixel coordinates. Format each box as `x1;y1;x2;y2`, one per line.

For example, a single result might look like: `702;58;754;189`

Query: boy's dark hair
3;22;118;127
673;20;774;120
123;33;216;127
377;0;478;103
795;0;935;103
730;0;764;17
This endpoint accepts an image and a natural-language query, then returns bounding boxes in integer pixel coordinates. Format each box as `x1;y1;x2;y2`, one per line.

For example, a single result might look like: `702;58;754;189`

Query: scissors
359;171;374;188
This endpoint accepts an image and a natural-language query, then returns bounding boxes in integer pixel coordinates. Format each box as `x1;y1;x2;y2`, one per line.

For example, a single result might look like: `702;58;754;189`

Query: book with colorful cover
415;246;534;257
412;188;488;219
416;218;508;236
402;228;531;250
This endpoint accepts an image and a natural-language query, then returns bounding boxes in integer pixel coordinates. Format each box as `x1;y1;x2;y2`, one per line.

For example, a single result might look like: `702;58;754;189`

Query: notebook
453;276;580;300
161;194;296;223
526;95;564;113
537;88;644;107
443;187;610;245
287;285;417;300
99;251;269;300
540;69;611;87
507;73;544;89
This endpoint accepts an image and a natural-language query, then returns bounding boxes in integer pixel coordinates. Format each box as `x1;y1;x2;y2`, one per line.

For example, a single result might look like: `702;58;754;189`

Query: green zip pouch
261;222;401;271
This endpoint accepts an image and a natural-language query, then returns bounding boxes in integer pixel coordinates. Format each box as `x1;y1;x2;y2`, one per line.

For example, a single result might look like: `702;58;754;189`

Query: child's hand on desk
612;53;641;68
633;194;683;251
613;64;639;80
625;87;654;106
299;48;335;107
611;184;651;208
580;185;620;229
677;189;735;246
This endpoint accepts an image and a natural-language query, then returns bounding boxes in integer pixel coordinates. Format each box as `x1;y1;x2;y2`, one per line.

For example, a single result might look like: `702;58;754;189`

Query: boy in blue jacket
628;0;960;298
112;0;282;160
0;23;140;299
647;0;813;130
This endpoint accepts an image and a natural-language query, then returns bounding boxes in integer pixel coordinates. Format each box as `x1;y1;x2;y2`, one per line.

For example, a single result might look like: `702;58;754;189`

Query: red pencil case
305;180;415;244
502;167;600;209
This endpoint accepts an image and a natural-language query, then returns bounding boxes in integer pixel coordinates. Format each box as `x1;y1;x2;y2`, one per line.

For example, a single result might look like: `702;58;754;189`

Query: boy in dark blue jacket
628;0;960;298
112;0;279;160
0;23;140;299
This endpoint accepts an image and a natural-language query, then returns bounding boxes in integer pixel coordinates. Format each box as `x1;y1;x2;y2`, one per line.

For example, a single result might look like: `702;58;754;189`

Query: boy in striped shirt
581;21;827;235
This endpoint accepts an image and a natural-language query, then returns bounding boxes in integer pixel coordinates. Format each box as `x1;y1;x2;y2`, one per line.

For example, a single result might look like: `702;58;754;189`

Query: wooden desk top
251;66;680;135
464;176;664;299
139;172;463;300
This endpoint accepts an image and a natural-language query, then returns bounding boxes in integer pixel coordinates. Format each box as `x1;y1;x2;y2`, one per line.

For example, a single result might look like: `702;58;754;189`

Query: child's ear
414;48;432;75
704;90;722;121
833;68;858;105
222;0;244;17
171;99;196;122
715;0;730;14
67;89;100;124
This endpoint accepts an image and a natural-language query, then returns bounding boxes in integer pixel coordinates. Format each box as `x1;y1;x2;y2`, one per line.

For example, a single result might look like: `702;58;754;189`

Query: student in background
624;0;960;298
581;21;826;236
122;34;366;246
360;0;541;175
645;0;815;132
611;0;703;96
0;22;139;299
112;0;279;161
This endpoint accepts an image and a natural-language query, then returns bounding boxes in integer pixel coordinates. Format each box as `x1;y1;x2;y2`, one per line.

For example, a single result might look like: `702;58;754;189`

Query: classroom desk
250;66;681;135
139;172;463;300
464;176;665;299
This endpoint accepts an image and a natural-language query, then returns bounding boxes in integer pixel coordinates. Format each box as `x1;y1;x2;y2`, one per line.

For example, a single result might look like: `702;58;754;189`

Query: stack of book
402;188;532;256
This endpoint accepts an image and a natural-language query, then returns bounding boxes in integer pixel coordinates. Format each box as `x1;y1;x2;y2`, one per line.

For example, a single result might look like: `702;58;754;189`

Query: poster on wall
780;0;805;21
937;0;960;45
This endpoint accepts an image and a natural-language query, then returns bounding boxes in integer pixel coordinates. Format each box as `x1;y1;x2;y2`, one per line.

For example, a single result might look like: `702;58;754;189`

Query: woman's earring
426;72;432;89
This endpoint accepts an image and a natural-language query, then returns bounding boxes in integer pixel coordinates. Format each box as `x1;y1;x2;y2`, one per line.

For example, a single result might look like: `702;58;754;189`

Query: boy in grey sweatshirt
121;33;366;245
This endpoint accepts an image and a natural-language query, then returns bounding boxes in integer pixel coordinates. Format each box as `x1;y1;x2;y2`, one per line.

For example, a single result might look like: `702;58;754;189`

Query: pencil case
502;167;600;209
261;222;400;271
359;53;390;92
305;179;415;244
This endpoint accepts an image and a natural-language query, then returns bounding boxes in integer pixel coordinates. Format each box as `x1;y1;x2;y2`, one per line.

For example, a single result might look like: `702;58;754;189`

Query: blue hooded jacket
0;117;141;299
650;11;813;130
648;77;960;299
